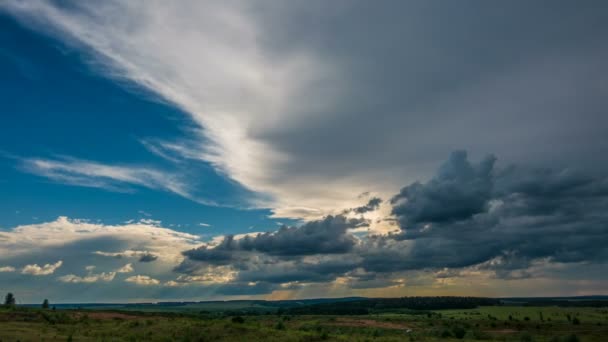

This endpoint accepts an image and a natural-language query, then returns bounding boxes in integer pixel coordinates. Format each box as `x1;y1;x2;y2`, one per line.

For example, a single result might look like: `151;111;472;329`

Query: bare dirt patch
327;318;411;330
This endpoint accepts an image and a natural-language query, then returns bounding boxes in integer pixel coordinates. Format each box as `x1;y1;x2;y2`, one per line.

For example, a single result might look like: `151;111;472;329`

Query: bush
231;316;245;324
563;334;580;342
572;317;580;325
452;326;466;339
275;321;285;330
520;332;533;342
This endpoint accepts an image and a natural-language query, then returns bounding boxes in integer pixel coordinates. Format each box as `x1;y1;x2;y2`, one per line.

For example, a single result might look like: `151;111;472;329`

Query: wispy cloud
21;156;187;194
20;156;218;206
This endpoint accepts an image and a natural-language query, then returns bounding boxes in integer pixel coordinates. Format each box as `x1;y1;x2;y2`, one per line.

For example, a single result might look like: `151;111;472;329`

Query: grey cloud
391;151;495;227
138;253;159;263
382;151;608;277
350;197;383;214
178;152;608;285
183;215;365;264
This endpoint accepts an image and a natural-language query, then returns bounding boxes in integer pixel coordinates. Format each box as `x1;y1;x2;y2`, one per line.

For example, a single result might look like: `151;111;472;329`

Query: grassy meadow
1;304;607;341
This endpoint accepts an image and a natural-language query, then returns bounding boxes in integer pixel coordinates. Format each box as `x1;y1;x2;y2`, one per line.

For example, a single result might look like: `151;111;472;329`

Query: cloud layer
0;151;607;301
175;152;608;295
3;1;607;219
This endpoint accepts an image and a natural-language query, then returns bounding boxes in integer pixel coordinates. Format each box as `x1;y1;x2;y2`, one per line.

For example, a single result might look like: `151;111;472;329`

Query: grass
0;305;607;341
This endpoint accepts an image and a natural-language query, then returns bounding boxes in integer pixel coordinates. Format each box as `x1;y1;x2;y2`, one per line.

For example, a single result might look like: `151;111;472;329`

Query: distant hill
21;295;608;313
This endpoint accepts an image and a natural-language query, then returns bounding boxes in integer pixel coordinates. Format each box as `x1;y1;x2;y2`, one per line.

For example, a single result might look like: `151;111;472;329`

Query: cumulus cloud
0;217;203;301
0;216;199;260
0;266;16;272
125;275;160;286
21;260;63;275
174;151;608;293
383;151;608;276
116;263;133;273
182;215;365;265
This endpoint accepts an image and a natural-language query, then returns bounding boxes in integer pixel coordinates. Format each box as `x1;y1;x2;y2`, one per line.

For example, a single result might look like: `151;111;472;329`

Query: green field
1;305;607;341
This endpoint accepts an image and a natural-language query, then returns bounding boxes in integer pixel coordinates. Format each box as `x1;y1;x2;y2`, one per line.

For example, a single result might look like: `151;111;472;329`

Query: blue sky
0;14;290;235
0;1;607;303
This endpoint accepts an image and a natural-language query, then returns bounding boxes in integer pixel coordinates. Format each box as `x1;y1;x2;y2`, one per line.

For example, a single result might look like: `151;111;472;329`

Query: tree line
3;293;52;309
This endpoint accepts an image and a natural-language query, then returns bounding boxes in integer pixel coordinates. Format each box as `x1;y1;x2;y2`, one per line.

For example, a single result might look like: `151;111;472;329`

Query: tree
42;299;50;309
4;293;16;306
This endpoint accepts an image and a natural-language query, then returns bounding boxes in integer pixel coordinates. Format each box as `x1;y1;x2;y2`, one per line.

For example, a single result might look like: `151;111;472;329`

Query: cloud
19;156;211;203
58;271;116;283
93;250;159;262
349;197;383;214
0;266;16;272
199;223;211;227
378;151;608;275
21;260;63;275
116;263;133;273
176;151;608;292
391;151;495;227
6;1;606;220
0;217;203;301
182;215;365;265
125;275;160;286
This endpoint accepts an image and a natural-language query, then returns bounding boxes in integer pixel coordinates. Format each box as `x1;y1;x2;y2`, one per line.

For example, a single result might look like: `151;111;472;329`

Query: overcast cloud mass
0;0;607;302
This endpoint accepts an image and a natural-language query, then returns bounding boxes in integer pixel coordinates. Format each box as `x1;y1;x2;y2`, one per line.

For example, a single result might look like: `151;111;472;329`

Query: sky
0;0;607;303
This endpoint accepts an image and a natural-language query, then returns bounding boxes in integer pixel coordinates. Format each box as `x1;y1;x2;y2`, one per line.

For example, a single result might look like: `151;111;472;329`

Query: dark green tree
42;299;50;309
4;292;16;306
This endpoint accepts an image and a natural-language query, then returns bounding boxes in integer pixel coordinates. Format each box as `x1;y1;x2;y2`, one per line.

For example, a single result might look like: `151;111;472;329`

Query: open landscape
1;1;607;342
2;297;607;341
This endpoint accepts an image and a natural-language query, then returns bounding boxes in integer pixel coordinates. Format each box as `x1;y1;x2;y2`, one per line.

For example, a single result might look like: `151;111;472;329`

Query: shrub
452;326;466;339
231;316;245;324
572;317;580;325
441;329;452;338
519;332;533;342
563;334;580;342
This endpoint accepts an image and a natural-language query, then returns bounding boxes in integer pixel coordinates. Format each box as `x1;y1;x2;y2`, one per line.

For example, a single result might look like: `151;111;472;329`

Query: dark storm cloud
182;215;365;264
239;215;365;256
391;151;495;227
379;151;608;277
178;151;608;287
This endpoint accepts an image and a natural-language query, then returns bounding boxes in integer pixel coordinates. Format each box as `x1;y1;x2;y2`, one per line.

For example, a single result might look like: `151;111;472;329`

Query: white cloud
0;217;206;302
0;266;16;272
21;260;63;276
199;223;211;227
0;216;200;262
58;271;116;283
125;275;160;286
116;263;133;273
